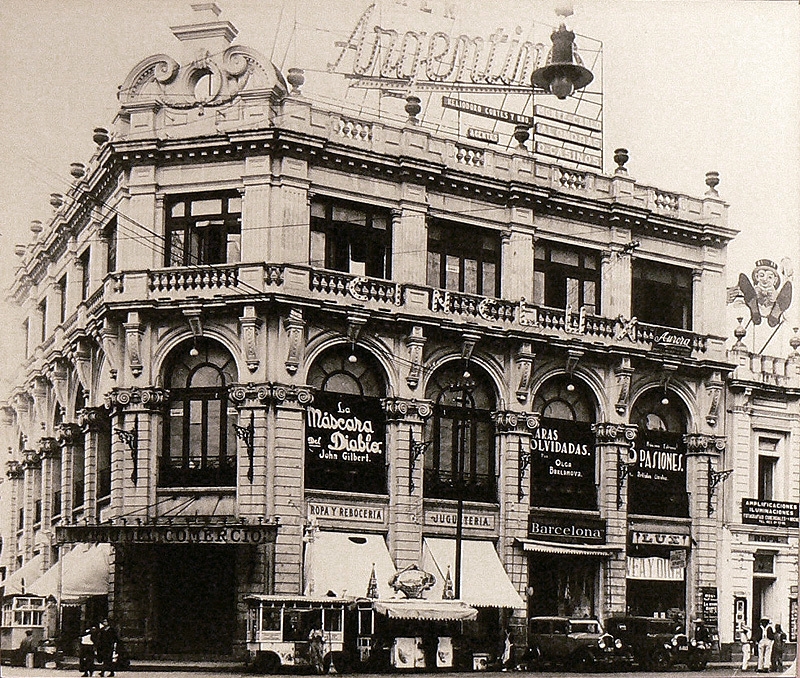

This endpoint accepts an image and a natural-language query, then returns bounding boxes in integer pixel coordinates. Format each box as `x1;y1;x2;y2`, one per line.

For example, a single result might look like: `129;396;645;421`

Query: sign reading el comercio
56;524;276;545
305;392;386;494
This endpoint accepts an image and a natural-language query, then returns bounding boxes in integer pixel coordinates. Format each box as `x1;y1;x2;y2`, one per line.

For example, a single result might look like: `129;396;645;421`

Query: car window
554;620;569;634
570;621;601;634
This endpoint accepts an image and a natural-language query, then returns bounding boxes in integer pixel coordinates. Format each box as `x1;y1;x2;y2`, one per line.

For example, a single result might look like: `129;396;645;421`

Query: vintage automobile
526;616;627;671
604;615;703;671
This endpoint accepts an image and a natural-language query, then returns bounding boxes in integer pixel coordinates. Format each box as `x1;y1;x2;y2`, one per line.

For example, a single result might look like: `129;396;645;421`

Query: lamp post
450;369;475;600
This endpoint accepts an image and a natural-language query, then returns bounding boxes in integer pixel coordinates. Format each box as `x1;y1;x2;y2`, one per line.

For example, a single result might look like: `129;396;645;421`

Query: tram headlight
614;638;623;649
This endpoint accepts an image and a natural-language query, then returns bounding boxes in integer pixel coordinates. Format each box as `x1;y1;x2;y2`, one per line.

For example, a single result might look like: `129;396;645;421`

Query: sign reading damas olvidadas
530;418;597;511
628;430;688;517
305;392;386;493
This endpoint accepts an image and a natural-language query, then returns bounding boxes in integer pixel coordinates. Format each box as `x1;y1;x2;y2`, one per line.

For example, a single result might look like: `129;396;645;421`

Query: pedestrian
740;624;752;671
308;625;326;674
756;617;774;672
78;626;97;677
771;623;786;672
501;628;513;671
95;618;119;677
19;629;37;668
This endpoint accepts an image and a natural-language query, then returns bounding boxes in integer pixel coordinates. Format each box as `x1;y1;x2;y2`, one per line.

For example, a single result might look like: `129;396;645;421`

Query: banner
530;418;597;510
628;430;688;517
305;392;386;493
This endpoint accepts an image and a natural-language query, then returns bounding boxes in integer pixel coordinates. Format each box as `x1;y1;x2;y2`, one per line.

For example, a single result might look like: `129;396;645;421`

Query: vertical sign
701;588;718;631
790;598;798;643
734;596;748;640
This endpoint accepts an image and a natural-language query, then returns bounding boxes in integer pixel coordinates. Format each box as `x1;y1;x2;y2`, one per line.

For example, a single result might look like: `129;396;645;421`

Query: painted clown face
752;267;779;305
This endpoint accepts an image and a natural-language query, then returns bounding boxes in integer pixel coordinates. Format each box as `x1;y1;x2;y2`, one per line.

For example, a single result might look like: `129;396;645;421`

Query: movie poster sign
305;392;386;494
628;430;688;517
530;418;597;510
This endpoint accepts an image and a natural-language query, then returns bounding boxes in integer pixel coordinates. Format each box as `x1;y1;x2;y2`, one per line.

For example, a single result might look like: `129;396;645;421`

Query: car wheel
569;649;596;673
251;652;281;674
688;657;707;671
526;645;542;671
648;648;671;671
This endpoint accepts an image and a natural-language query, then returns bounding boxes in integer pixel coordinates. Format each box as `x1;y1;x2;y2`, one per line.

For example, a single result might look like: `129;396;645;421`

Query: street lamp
531;8;594;99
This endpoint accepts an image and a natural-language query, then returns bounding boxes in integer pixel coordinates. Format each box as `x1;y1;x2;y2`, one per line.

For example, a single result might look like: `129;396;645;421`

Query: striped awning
518;538;617;557
373;599;477;621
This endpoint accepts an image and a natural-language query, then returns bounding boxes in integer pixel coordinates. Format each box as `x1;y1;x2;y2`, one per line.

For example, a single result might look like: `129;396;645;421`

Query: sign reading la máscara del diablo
628;431;687;515
530;419;597;510
305;392;386;493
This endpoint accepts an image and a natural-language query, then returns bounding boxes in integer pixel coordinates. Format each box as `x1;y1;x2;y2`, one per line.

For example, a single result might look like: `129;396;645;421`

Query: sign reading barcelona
305;392;386;493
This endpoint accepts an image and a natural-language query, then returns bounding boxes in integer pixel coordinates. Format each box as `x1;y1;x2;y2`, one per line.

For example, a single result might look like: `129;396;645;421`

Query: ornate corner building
0;3;795;664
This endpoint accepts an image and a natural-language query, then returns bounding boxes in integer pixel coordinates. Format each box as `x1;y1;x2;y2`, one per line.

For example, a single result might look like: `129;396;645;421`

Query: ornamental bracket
114;413;139;485
408;430;431;495
708;460;733;516
234;411;256;482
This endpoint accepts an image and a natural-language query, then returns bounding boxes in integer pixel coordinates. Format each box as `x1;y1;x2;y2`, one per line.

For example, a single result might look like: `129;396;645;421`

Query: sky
0;0;798;389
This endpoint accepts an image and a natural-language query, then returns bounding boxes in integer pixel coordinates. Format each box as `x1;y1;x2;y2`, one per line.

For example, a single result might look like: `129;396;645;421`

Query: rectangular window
105;218;117;273
38;299;47;342
57;275;67;324
533;242;601;314
73;439;85;509
757;440;779;501
632;260;693;329
79;249;90;301
165;192;242;266
427;220;501;297
96;414;112;500
17;508;23;531
310;198;392;279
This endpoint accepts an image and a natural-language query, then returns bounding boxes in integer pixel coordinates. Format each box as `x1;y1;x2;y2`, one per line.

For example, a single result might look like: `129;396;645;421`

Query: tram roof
245;594;352;606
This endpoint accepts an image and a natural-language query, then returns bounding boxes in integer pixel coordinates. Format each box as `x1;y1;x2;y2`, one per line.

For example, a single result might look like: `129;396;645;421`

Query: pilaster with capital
21;449;42;559
591;422;637;617
382;398;432;569
38;437;59;531
56;423;83;520
78;407;111;520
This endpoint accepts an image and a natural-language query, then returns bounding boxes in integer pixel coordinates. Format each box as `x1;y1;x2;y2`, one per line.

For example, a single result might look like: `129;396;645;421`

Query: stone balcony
729;346;800;390
43;263;727;367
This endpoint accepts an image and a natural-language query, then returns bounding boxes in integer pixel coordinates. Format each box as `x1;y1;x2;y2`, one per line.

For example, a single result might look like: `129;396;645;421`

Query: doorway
155;544;236;655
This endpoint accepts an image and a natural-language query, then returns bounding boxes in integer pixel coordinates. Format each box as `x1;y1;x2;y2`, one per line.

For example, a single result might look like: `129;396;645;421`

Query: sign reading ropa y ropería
305;392;386;493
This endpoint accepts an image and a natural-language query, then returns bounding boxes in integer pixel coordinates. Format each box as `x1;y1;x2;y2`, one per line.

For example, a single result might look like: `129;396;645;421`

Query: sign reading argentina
305;392;387;493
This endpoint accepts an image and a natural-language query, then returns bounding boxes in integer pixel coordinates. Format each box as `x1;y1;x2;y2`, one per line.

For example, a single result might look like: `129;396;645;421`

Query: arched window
160;339;237;487
424;363;496;503
628;389;689;517
531;376;598;511
306;346;388;494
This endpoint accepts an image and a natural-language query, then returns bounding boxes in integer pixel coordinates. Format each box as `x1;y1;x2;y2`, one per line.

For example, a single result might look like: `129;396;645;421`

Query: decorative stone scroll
383;398;432;422
405;326;426;390
491;410;540;433
515;342;534;404
705;371;723;427
684;433;726;456
614;357;633;415
57;423;83;447
283;309;304;376
39;437;60;459
105;387;169;411
124;312;143;378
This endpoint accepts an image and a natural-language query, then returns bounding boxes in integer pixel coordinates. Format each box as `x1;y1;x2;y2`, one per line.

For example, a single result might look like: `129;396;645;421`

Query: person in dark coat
771;623;786;671
78;626;97;677
95;619;119;677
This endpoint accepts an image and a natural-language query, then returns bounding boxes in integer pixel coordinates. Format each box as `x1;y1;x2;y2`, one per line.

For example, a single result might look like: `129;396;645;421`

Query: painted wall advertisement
628;430;688;517
530;418;597;511
305;392;386;493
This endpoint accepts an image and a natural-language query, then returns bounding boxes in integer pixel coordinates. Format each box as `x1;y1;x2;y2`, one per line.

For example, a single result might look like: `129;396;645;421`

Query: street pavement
1;666;796;678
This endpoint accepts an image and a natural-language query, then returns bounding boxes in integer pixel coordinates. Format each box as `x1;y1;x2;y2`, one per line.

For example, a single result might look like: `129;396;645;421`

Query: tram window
324;608;342;632
358;608;374;635
262;607;281;631
283;610;306;641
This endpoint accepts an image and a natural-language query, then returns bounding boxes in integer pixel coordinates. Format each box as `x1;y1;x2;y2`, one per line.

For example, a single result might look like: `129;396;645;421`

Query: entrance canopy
519;538;617;557
373;599;477;621
0;554;44;596
304;531;396;599
28;544;111;603
422;538;524;608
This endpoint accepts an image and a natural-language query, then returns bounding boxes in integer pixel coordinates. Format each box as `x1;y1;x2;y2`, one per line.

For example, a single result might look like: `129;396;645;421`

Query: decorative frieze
684;433;726;455
105;387;169;410
592;422;637;445
491;410;540;433
228;383;271;407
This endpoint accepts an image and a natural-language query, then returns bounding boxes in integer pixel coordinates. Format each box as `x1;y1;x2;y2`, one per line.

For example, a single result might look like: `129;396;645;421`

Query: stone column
592;423;638;618
4;461;24;571
21;450;42;560
78;407;109;521
38;438;60;547
384;398;432;569
56;423;83;520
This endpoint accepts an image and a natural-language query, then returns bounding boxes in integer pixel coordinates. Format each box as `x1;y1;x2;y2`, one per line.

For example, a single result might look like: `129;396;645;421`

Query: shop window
531;376;597;511
105;217;117;273
533;242;600;314
632;260;693;329
160;339;238;487
753;552;774;574
310;198;391;278
57;275;67;325
305;346;387;494
423;363;497;503
427;220;500;297
628;390;689;518
96;411;112;500
79;249;90;301
757;437;780;501
165;192;242;267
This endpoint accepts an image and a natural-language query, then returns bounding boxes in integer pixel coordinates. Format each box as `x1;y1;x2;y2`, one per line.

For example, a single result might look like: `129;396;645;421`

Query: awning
518;538;617;557
626;556;684;581
422;538;524;609
0;554;44;596
304;531;396;599
28;544;111;603
373;599;478;621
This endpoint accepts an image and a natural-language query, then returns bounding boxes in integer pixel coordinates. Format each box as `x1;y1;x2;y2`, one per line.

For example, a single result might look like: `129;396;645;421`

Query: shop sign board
466;128;498;143
748;533;789;544
528;510;606;545
56;524;276;545
630;530;690;548
534;104;602;132
535;122;601;150
534;141;602;169
530;418;597;511
307;502;385;523
669;549;687;570
651;329;694;356
790;598;798;643
700;588;718;628
742;498;800;528
628;430;688;518
305;392;386;493
442;97;534;126
424;510;495;530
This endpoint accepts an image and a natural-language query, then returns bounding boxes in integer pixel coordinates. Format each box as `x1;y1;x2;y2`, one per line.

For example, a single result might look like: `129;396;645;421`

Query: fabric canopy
421;538;524;608
0;554;44;596
28;544;111;602
373;599;477;621
519;538;617;557
626;555;684;581
304;531;396;599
